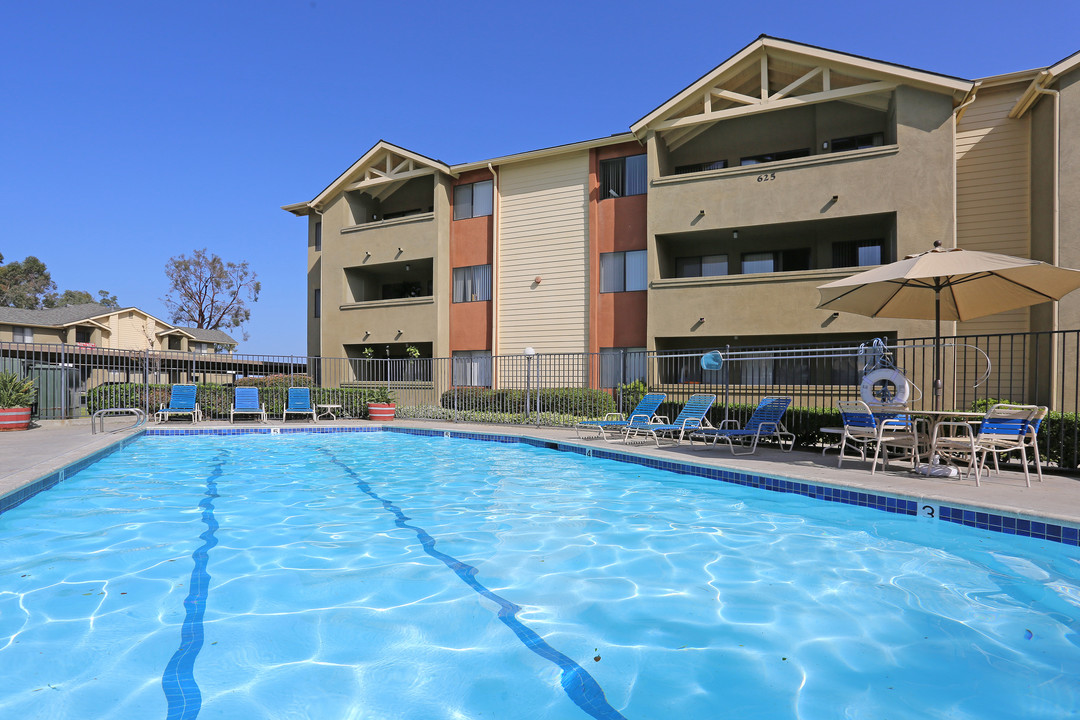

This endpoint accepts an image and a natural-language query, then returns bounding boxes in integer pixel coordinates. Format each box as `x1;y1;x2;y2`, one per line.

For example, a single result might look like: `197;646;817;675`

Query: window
599;154;647;199
832;239;884;268
453;265;492;303
741;249;811;274
12;326;33;343
453;180;494;220
599;347;646;388
830;133;884;153
314;288;321;318
453;350;492;387
600;250;647;293
314;221;322;251
168;336;182;351
676;254;728;278
75;326;92;343
740;148;811;165
673;160;727;175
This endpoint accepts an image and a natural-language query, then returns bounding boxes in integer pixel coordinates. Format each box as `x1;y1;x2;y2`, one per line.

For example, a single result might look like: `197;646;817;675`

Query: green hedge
439;387;616;417
85;381;381;420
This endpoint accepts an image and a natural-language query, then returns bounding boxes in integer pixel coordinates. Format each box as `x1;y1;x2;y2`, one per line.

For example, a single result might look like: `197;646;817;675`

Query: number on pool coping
921;505;936;519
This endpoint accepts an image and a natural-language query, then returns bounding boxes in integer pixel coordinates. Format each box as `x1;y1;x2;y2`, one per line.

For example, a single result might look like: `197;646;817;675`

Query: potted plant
367;385;396;421
360;346;374;359
0;372;36;431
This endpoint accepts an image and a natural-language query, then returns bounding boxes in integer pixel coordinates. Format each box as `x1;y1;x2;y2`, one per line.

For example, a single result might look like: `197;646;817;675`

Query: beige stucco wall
646;85;956;349
316;172;451;360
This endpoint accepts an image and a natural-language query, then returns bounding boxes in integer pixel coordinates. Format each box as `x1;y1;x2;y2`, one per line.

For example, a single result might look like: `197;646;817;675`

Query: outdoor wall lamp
830;312;840;319
534;276;542;284
404;264;410;271
699;317;705;324
732;230;739;239
831;195;839;202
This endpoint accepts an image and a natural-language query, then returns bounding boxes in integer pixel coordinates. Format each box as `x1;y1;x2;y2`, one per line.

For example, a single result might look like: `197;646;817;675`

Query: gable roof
0;303;237;346
178;326;238;345
0;303;124;327
631;35;973;140
1010;47;1080;118
284;140;453;216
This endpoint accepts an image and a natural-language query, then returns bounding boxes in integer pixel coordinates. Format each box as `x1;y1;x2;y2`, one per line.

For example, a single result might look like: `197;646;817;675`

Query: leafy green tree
162;249;260;340
44;289;120;308
0;254;56;308
0;254;119;309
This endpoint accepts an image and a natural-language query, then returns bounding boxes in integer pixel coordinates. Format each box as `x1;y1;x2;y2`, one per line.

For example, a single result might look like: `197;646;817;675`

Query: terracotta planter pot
367;403;396;421
0;407;31;431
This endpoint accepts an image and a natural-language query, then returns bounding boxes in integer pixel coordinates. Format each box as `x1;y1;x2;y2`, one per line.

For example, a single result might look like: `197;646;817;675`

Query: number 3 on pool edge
921;505;935;518
756;173;776;182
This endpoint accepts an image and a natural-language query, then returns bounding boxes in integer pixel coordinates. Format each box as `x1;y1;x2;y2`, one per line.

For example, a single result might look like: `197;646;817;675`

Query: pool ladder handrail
91;407;148;435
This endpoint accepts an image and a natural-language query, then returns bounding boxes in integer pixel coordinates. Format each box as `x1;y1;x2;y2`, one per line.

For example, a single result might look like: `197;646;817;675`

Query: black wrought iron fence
3;330;1079;469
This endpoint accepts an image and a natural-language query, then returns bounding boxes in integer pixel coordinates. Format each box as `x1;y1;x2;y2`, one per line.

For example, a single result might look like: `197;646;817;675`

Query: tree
0;254;119;310
43;289;120;309
0;254;55;309
162;249;260;340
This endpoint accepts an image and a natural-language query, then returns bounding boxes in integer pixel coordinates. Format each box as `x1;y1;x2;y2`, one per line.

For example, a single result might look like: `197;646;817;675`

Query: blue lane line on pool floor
161;453;224;720
321;449;628;720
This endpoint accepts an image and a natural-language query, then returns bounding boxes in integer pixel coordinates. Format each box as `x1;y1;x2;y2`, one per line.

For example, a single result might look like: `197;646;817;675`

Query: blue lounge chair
574;393;667;442
283;386;316;423
156;384;201;423
230;387;267;423
624;393;716;446
691;396;795;455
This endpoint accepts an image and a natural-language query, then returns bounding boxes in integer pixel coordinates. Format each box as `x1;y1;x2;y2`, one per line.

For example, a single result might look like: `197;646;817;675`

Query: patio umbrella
816;240;1080;408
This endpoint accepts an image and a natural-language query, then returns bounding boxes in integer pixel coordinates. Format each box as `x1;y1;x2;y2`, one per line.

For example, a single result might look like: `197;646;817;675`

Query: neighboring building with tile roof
0;303;237;353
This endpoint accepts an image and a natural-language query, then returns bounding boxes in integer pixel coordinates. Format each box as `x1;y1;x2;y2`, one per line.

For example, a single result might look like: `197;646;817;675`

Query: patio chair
230;387;267;423
574;393;667;442
1021;406;1048;482
155;384;201;424
624;394;716;447
836;400;921;475
690;396;795;455
930;404;1038;486
283;386;316;423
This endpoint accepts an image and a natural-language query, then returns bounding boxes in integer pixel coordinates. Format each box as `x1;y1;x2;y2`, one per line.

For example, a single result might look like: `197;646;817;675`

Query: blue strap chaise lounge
624;393;716;446
283;386;316;423
690;396;795;455
231;387;268;423
574;392;667;442
156;384;201;423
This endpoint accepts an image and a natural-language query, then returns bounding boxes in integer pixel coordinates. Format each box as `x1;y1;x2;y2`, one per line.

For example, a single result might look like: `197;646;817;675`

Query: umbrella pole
934;286;942;411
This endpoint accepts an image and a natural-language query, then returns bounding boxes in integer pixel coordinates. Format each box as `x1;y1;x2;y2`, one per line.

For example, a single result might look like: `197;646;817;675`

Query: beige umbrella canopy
817;241;1080;407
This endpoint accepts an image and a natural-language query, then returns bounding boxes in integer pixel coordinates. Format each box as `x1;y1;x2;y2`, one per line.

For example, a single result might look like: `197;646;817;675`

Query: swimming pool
1;431;1078;719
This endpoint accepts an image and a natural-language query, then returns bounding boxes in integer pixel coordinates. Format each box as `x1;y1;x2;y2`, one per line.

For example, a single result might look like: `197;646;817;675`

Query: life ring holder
860;367;911;406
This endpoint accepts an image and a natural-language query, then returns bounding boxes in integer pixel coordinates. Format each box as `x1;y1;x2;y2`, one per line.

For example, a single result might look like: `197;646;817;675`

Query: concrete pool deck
2;417;1080;527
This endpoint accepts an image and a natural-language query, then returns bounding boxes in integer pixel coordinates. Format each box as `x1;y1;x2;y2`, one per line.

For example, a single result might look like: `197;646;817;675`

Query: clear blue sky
2;0;1077;355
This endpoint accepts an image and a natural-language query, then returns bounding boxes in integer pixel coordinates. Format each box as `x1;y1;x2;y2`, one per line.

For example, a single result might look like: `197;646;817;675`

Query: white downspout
1034;84;1060;400
487;163;500;374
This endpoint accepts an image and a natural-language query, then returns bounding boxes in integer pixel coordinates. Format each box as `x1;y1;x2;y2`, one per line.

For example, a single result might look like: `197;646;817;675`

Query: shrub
439;387;615;417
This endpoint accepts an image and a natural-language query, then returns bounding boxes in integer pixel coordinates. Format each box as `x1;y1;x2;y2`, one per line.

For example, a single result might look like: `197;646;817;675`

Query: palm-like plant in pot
367;385;396;421
0;372;36;431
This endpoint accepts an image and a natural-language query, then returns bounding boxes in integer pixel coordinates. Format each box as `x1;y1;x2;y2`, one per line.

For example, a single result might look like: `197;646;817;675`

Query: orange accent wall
450;301;492;351
589;142;648;368
451;216;493;267
450;168;496;354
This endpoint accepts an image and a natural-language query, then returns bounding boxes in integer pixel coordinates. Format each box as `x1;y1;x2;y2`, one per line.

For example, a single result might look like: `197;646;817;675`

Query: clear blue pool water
1;432;1078;719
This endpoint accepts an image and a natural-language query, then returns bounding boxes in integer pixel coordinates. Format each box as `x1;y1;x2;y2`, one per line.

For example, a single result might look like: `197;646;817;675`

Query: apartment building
284;36;1079;389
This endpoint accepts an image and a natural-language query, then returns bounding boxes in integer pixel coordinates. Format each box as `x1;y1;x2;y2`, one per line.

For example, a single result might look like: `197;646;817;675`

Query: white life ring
860;368;911;405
